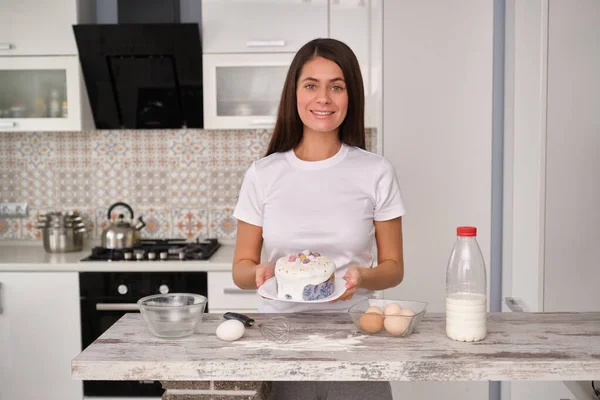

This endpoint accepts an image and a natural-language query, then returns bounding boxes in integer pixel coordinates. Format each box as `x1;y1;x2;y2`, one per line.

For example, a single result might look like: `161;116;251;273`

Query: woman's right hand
255;262;275;288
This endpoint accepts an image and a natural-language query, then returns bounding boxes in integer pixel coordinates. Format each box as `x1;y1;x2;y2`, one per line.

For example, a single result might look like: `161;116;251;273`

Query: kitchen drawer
202;0;327;54
0;272;82;400
207;271;260;311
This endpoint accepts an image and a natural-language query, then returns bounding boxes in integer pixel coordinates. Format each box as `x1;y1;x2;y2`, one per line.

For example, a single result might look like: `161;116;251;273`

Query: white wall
382;1;493;399
381;0;493;318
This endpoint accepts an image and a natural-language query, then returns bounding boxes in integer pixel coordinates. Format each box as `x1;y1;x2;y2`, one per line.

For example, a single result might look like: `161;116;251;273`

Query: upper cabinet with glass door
0;0;87;56
203;53;294;129
0;0;94;131
0;57;89;132
202;0;328;54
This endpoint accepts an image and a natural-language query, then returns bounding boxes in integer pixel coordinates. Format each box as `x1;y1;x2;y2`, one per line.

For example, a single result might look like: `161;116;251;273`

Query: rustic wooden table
72;312;600;384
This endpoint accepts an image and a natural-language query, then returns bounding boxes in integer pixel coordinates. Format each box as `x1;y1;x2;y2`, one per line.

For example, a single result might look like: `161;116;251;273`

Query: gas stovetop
80;238;221;262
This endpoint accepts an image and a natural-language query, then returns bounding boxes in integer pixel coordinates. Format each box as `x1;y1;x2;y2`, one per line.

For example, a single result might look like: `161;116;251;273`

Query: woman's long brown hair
265;38;366;156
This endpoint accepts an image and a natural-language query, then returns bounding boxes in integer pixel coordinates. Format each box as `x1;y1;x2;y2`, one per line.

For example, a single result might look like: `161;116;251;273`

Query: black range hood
73;24;203;129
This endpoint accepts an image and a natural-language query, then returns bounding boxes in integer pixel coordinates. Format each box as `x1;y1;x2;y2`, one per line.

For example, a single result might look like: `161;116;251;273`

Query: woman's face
296;56;348;135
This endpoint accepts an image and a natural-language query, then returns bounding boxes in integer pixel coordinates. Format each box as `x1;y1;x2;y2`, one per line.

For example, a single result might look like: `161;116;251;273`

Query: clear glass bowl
137;293;207;338
348;299;428;337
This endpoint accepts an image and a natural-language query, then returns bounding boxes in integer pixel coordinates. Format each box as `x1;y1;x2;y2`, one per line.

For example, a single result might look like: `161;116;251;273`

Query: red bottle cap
457;226;477;236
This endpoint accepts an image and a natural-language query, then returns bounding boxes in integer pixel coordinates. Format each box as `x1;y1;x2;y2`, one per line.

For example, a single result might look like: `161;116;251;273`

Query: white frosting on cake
275;250;336;301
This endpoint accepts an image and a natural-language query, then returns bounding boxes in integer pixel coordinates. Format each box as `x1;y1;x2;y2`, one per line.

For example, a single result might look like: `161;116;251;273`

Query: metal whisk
258;316;290;344
223;312;290;344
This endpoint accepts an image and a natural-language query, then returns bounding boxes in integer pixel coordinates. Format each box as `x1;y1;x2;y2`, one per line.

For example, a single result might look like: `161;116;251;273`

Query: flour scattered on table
226;334;369;351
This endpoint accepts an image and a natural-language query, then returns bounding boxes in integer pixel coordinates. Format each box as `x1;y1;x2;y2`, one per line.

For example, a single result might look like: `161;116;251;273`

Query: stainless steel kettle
100;202;146;249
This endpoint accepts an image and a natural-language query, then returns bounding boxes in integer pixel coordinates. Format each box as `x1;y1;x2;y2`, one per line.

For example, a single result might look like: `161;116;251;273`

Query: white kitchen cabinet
330;0;370;68
207;271;260;313
0;0;94;56
329;0;379;128
201;0;380;130
0;56;92;132
0;272;82;400
203;53;294;129
202;0;328;54
503;0;600;313
542;0;600;313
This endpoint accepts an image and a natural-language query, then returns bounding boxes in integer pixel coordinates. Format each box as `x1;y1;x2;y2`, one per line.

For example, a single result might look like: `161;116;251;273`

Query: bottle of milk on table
445;226;487;342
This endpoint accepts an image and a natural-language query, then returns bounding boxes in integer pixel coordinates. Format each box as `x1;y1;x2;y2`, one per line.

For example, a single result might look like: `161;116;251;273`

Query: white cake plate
257;276;347;303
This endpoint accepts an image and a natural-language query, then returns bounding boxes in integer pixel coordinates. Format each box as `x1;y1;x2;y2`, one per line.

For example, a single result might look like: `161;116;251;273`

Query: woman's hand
255;262;276;288
331;265;363;302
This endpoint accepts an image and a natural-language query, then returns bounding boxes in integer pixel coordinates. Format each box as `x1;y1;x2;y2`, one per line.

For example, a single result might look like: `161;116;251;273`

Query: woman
232;38;405;400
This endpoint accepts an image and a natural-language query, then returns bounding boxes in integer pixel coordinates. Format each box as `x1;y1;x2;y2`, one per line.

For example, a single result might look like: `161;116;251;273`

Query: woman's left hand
331;265;363;302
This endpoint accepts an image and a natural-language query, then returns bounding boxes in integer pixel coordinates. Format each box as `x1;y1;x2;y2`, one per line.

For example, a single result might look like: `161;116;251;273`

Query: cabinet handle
223;288;257;295
0;122;17;129
96;303;139;311
250;118;276;125
0;282;3;314
246;40;286;48
0;43;13;51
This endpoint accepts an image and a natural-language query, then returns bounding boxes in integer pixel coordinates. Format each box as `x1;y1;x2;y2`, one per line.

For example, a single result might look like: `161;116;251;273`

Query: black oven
79;271;208;397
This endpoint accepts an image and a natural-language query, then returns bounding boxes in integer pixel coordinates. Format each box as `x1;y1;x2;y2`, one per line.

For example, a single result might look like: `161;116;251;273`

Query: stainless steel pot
37;211;87;253
42;226;86;253
100;202;146;249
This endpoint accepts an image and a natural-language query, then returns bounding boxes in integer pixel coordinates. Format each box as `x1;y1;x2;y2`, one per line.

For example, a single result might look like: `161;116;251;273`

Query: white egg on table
384;308;415;336
384;303;403;316
216;319;245;341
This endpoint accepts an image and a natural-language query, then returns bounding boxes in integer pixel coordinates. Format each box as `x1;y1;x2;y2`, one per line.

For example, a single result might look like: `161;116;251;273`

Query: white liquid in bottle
445;292;487;342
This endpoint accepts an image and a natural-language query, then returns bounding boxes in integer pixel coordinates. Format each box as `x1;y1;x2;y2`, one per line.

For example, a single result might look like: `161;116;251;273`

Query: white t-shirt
233;144;406;313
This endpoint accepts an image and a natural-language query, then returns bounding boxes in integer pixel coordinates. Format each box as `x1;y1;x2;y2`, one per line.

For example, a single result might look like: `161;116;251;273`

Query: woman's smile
311;110;335;118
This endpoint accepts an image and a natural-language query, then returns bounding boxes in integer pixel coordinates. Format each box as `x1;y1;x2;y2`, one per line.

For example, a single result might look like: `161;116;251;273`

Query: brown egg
359;306;384;334
384;308;415;336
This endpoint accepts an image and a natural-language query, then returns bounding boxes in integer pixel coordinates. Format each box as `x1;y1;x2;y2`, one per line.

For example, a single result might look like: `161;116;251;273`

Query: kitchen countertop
72;312;600;382
0;240;237;272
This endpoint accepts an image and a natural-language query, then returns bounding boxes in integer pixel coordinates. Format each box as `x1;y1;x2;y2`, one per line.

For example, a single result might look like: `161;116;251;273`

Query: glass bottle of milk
445;226;487;342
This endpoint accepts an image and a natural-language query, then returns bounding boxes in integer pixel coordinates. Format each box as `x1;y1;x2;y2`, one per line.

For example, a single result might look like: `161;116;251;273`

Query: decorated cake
275;250;336;301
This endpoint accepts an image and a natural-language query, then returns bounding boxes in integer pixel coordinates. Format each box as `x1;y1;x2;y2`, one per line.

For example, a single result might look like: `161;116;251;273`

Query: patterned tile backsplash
0;129;376;241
